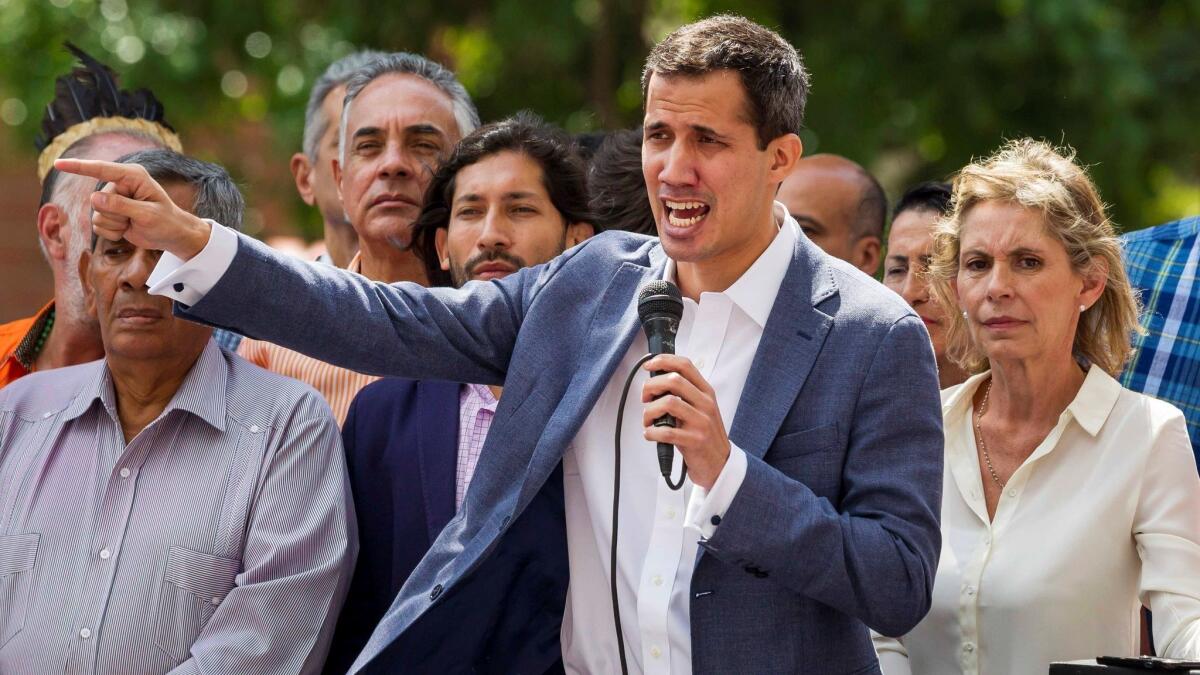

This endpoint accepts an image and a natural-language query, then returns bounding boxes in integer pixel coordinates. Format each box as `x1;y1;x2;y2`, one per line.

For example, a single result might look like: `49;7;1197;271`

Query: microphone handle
646;320;679;479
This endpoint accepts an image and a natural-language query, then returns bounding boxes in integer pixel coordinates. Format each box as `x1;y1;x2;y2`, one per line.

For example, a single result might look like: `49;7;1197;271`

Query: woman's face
954;200;1105;366
884;208;947;359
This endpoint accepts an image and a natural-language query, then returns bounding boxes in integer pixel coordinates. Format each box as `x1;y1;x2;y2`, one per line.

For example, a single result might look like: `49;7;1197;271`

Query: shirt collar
347;252;363;274
1066;365;1121;436
462;382;499;410
942;364;1121;437
662;201;797;328
61;339;228;432
12;301;55;370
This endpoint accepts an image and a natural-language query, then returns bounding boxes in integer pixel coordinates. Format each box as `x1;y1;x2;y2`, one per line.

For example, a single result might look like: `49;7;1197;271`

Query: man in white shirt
57;15;944;675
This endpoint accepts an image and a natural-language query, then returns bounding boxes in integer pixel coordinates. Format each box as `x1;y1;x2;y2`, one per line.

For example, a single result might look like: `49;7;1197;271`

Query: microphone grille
637;280;684;322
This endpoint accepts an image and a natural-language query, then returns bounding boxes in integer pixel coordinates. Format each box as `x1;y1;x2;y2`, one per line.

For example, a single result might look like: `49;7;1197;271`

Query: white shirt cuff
147;219;237;307
685;444;748;539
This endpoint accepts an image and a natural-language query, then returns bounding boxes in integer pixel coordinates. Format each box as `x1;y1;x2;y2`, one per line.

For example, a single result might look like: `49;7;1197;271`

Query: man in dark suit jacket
322;114;595;674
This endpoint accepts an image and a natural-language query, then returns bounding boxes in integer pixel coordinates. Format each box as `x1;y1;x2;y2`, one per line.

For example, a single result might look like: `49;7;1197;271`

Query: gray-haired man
0;149;357;674
290;50;385;269
235;52;481;424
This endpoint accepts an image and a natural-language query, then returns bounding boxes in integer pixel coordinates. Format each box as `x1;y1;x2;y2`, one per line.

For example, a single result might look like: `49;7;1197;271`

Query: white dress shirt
145;207;799;675
874;366;1200;675
560;212;795;675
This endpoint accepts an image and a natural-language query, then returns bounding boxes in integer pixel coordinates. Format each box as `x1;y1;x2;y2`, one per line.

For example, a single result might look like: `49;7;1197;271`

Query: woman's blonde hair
927;138;1143;376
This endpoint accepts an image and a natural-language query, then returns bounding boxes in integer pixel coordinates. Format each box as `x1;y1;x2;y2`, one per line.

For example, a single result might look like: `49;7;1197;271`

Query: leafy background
0;0;1197;242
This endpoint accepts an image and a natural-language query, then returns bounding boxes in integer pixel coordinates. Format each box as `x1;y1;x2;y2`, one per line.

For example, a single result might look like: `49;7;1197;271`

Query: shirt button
43;411;53;419
695;358;706;370
211;596;221;605
965;585;976;596
650;645;662;659
99;548;111;560
1007;488;1017;497
710;514;722;526
119;468;131;479
665;508;677;520
79;628;92;639
249;425;260;433
653;575;664;587
963;642;975;653
173;282;185;292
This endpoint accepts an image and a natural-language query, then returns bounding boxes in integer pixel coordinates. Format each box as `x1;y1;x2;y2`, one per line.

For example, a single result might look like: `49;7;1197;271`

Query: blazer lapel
514;247;668;507
416;380;460;544
729;236;837;459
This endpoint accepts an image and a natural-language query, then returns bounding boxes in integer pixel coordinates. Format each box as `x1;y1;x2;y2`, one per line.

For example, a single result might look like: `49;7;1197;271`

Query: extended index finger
53;158;141;184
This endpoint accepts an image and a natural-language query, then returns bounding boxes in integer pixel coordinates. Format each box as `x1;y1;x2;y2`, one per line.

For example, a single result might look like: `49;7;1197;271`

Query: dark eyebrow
792;214;823;231
453;191;540;205
406;123;446;138
351;126;383;140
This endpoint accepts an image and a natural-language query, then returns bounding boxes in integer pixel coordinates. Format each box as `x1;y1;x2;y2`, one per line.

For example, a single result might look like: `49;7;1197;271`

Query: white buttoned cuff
147;219;238;307
684;443;748;539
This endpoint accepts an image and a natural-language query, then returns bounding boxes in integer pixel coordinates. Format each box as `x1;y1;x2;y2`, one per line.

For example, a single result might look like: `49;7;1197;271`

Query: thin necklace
974;379;1006;489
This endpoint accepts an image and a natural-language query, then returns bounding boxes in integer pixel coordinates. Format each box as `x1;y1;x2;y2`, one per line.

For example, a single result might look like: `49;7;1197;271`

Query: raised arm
54;158;564;385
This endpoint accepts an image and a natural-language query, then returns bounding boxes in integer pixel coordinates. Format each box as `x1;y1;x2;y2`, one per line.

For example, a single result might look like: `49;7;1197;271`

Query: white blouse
874;366;1200;674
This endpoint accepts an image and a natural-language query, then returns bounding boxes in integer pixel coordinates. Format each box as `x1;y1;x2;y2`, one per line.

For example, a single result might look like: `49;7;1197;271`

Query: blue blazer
182;226;945;674
323;378;567;675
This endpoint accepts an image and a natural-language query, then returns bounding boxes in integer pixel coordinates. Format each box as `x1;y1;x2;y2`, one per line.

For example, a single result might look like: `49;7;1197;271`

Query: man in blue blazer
61;14;945;675
323;115;596;674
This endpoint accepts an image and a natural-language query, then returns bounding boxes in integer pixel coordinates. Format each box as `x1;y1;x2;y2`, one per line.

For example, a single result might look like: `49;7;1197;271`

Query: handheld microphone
637;280;685;484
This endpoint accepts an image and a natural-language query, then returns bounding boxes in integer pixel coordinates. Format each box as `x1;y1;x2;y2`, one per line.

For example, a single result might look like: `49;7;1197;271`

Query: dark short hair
92;149;244;249
855;169;887;241
641;14;810;150
412;112;596;287
892;180;952;220
589;128;656;236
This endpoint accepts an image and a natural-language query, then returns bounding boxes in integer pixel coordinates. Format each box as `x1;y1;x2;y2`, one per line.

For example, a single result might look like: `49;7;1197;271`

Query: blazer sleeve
702;314;944;637
176;230;583;386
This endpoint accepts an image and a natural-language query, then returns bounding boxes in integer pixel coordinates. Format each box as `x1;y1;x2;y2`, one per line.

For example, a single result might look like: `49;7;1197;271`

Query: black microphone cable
610;353;688;675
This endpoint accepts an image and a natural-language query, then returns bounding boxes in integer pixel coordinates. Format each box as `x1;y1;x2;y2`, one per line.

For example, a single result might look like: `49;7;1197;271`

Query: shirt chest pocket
0;532;39;650
152;545;241;662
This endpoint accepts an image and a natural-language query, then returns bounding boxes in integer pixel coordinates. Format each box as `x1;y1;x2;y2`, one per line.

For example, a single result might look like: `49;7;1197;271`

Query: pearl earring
1079;304;1086;312
962;311;968;319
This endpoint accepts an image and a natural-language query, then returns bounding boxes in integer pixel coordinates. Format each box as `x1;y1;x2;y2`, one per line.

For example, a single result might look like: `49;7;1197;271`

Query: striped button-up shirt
0;340;357;674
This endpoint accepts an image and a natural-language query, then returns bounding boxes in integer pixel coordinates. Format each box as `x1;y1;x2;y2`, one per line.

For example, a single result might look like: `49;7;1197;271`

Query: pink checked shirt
456;383;499;510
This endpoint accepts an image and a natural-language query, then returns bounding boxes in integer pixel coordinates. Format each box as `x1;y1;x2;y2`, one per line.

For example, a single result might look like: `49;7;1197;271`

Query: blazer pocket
152;546;240;662
766;423;841;462
0;532;39;650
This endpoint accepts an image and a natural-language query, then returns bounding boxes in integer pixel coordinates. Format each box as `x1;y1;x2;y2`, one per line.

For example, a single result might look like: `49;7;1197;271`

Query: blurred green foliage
0;0;1197;237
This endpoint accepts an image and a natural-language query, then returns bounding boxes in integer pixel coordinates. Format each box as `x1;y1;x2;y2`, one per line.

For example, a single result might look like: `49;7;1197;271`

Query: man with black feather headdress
0;43;180;388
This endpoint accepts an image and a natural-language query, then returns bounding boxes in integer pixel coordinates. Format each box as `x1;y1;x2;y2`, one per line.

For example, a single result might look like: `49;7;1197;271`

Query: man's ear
766;133;803;185
290;152;316;206
566;221;594;248
853;235;883;277
434;227;451;271
332;157;344;205
78;248;98;320
37;203;70;262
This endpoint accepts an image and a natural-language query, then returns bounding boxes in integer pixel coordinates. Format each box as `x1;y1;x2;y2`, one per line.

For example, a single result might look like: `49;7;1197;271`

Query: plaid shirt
1120;216;1200;468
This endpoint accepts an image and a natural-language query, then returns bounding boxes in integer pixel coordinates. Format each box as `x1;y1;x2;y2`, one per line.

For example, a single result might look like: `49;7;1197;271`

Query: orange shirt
236;338;379;426
0;302;54;389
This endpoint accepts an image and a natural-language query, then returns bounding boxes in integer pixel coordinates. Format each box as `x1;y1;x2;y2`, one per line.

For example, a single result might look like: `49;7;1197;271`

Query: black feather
35;42;175;152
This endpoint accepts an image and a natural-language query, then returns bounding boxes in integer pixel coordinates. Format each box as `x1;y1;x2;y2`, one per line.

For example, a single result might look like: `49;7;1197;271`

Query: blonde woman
874;139;1200;673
